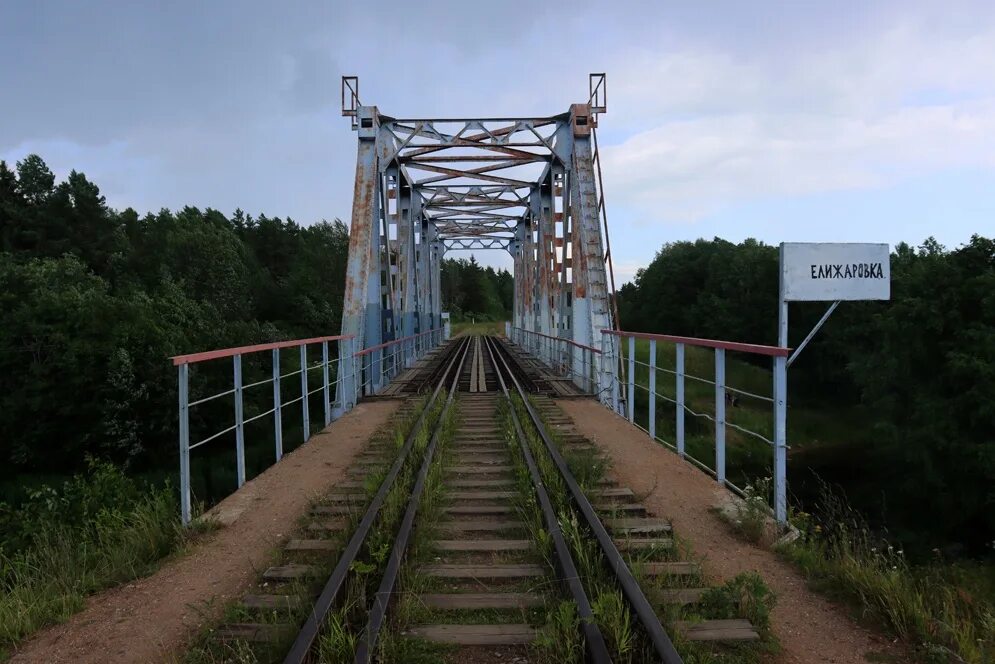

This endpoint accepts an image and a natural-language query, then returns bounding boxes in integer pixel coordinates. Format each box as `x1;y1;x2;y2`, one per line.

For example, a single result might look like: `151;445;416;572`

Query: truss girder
338;79;616;397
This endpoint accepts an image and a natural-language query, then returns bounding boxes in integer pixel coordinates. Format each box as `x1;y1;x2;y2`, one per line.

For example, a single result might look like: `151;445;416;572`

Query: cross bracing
335;74;618;401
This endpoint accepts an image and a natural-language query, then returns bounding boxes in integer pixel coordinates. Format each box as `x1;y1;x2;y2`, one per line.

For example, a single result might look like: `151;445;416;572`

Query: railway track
197;334;762;663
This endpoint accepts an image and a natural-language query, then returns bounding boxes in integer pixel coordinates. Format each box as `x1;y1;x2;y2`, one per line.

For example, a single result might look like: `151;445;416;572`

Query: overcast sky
3;1;993;283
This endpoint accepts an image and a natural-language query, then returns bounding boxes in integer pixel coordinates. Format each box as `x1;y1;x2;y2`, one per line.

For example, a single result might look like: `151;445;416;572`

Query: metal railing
508;326;601;394
354;328;446;396
172;328;445;525
508;325;792;524
601;330;791;524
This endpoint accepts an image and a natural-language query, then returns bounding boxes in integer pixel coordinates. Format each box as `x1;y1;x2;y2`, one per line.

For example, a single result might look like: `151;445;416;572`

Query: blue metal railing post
273;349;283;461
353;337;361;406
676;343;685;457
322;341;331;427
178;363;191;525
300;344;310;442
604;332;620;413
233;354;246;488
627;336;635;423
648;339;656;439
584;348;591;393
774;356;788;523
715;348;726;484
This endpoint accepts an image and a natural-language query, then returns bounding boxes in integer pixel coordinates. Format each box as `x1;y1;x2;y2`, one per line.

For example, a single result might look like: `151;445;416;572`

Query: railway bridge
168;76;797;664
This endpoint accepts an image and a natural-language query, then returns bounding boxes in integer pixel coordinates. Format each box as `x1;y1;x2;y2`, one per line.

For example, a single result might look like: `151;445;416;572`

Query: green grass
512;395;780;663
619;337;871;494
451;320;506;337
182;395;442;664
624;337;995;662
0;462;209;659
778;490;995;663
356;394;459;664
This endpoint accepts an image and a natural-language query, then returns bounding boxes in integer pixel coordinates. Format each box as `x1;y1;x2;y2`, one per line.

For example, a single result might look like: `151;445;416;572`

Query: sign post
775;242;890;524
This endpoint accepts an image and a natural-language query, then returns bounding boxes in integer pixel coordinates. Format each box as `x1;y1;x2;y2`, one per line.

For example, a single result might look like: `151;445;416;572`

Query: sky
2;1;994;284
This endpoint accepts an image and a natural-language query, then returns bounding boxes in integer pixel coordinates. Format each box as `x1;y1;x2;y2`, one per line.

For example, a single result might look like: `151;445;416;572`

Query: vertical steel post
351;337;360;407
774;356;788;523
178;363;191;525
233;354;246;488
715;348;726;484
322;341;331;426
775;245;790;524
605;332;619;413
627;335;635;423
676;343;685;457
584;348;592;392
273;349;283;461
300;344;310;442
648;339;656;439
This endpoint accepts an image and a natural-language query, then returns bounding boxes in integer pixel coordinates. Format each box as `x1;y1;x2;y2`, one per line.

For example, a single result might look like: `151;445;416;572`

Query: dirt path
9;400;400;664
557;399;906;664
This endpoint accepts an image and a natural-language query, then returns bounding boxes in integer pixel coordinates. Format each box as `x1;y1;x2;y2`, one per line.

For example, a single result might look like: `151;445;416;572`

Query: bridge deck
11;344;906;663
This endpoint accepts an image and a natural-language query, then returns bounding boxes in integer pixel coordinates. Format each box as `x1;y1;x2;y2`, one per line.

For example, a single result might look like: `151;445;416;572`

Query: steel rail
483;336;614;663
282;335;471;664
489;337;685;664
354;337;472;663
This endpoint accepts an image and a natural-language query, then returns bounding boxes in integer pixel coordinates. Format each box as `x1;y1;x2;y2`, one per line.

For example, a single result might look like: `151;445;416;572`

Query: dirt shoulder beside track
557;399;906;664
9;400;400;664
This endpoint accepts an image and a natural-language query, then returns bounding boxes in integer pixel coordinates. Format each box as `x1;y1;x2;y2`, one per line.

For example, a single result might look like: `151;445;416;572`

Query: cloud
598;19;995;222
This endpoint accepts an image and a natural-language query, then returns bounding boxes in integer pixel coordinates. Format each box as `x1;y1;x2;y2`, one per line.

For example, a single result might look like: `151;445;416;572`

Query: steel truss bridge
336;74;620;400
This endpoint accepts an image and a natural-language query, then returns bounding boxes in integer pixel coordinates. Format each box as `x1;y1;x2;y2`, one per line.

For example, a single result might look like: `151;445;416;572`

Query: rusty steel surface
602;329;792;357
171;335;354;366
336;75;618;396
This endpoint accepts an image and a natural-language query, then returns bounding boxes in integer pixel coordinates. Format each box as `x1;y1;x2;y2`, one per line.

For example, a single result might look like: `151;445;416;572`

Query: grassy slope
619;338;866;491
619;339;994;662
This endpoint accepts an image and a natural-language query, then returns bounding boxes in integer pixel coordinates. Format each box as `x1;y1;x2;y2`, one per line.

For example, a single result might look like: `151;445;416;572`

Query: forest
618;236;995;556
2;153;991;560
0;155;511;497
1;154;992;661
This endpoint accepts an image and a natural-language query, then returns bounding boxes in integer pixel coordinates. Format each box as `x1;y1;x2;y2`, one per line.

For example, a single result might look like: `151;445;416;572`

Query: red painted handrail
515;327;602;354
601;330;791;357
353;329;438;357
172;335;354;366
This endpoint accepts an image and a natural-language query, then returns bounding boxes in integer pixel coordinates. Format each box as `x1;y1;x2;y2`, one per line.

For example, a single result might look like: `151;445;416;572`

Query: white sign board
781;243;891;302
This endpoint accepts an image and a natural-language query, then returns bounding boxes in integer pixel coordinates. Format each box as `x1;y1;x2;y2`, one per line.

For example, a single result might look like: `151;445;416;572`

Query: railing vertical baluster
715;348;726;484
676;343;685;457
351;337;360;407
322;341;331;426
273;349;283;461
300;344;310;442
178;363;191;526
233;354;246;488
648;339;656;439
603;332;619;413
773;355;788;524
584;347;591;393
627;335;635;423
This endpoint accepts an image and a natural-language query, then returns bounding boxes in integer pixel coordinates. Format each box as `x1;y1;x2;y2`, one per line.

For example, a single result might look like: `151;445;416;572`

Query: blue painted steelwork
300;345;309;442
336;75;620;396
172;333;448;525
648;339;657;439
234;354;246;487
177;363;191;524
524;327;793;526
627;336;635;423
676;343;686;457
273;349;283;461
715;348;726;484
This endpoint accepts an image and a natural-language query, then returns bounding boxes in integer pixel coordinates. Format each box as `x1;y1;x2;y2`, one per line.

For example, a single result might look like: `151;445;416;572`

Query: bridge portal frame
336;75;620;404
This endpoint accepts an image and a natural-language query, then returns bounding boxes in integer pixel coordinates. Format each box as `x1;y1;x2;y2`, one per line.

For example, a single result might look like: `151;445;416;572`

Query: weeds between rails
505;394;780;664
315;397;461;664
184;394;445;663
